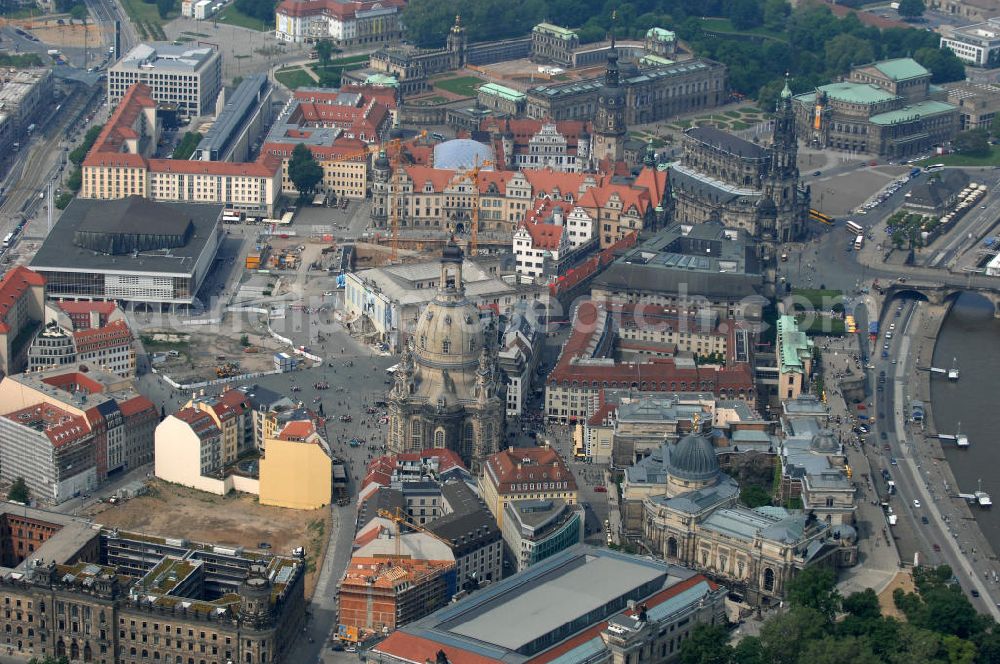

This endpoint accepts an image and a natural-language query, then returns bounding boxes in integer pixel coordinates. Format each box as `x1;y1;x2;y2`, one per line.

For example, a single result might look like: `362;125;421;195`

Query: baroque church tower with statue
385;241;505;473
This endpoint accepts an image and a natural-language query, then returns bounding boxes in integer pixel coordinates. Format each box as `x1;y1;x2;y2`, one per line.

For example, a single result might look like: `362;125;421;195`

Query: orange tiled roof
73;319;133;354
0;266;44;333
4;403;91;448
83;83;156;169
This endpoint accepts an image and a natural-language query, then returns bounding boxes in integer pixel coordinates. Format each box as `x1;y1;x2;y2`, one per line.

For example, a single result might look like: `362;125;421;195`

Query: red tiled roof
0;266;44;333
73;319;133;354
277;419;315;440
148;154;280;177
484;446;576;494
520;220;564;250
276;0;403;20
173;407;220;438
522;168;599;198
264;137;371;162
56;300;116;319
118;395;156;418
4;404;91;448
547;301;754;393
83;83;156;169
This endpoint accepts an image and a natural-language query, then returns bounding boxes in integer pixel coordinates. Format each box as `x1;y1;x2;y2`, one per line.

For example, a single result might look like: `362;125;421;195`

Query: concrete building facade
108;43;222;116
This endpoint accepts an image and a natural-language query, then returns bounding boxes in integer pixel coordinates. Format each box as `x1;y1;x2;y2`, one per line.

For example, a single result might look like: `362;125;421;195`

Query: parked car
913;499;921;508
594;486;607;493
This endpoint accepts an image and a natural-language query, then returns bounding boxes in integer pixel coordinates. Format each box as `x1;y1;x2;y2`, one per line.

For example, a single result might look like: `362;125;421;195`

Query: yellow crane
376;506;451;558
448;159;492;256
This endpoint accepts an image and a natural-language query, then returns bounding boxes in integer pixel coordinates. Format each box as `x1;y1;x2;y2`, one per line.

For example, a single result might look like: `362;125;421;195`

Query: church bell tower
592;34;626;163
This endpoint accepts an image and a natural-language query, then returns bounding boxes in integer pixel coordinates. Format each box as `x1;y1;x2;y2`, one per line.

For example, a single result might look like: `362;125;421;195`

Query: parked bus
809;209;834;225
924;163;944;173
845;220;863;236
854;234;864;251
2;232;13;248
221;210;242;223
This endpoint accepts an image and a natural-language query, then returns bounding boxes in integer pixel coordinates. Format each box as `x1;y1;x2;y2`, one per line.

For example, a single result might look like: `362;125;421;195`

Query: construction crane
448;158;492;257
376;507;451;558
386;136;404;262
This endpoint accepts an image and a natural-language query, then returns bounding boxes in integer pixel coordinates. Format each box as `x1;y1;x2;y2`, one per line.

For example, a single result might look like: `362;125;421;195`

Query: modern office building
108;42;222;116
193;73;274;162
941;17;1000;66
367;545;728;664
30;197;222;306
0;68;53;157
501;498;584;573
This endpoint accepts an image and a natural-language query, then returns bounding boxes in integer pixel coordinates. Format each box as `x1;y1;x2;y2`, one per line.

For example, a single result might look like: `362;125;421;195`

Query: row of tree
680;565;1000;664
234;0;275;24
400;0;965;109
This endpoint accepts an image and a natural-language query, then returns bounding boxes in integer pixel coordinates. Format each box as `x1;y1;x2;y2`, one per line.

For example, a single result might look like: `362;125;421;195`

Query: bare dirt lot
878;570;916;619
12;18;105;48
85;480;332;598
142;325;281;383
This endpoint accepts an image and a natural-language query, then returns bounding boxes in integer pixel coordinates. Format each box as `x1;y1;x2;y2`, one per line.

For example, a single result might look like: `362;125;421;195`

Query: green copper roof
871;58;929;82
777;315;813;374
364;73;398;88
647;27;676;42
869;99;957;126
479;82;525;102
815;81;897;105
640;54;675;67
533;22;578;39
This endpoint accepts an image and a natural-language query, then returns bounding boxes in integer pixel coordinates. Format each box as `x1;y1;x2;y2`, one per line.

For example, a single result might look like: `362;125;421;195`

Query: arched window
763;568;775;592
434;428;446;448
667;537;678;558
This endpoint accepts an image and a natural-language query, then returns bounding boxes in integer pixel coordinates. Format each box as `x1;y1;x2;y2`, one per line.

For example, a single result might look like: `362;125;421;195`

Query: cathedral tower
763;75;809;243
447;15;467;69
592;38;626;163
386;241;504;473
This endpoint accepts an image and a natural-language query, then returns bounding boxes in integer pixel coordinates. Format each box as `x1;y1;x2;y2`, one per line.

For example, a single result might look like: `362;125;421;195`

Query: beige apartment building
82;83;282;217
479;446;578;528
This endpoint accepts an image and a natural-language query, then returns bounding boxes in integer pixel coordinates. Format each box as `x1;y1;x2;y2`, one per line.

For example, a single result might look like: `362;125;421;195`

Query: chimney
552;206;564;227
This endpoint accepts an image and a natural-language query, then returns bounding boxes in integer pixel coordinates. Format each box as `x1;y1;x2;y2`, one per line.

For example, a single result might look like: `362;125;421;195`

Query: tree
172;131;202;160
679;624;734;664
763;0;790;31
29;657;70;664
953;129;990;157
729;0;764;30
288;143;323;199
7;476;29;503
739;484;772;508
234;0;275;23
842;588;882;621
156;0;174;19
69;124;104;166
913;46;966;83
69;4;87;20
758;607;827;664
824;33;875;76
66;168;82;193
240;334;250;347
316;39;333;66
897;0;925;18
797;635;882;664
786;566;841;620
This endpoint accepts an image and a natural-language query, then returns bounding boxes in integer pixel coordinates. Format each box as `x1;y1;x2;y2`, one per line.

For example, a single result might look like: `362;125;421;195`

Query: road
875;299;1000;619
84;0;138;57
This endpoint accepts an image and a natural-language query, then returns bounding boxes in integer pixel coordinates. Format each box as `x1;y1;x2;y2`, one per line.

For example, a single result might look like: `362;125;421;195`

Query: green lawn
433;76;484;98
701;17;787;41
916;149;1000;167
275;67;316;90
119;0;177;36
214;5;269;31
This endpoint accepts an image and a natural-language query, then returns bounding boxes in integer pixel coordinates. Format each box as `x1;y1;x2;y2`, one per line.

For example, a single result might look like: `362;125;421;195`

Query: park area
432;75;485;98
85;480;332;597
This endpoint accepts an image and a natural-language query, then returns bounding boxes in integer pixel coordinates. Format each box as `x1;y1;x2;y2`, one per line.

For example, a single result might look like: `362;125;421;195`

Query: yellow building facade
259;436;332;510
